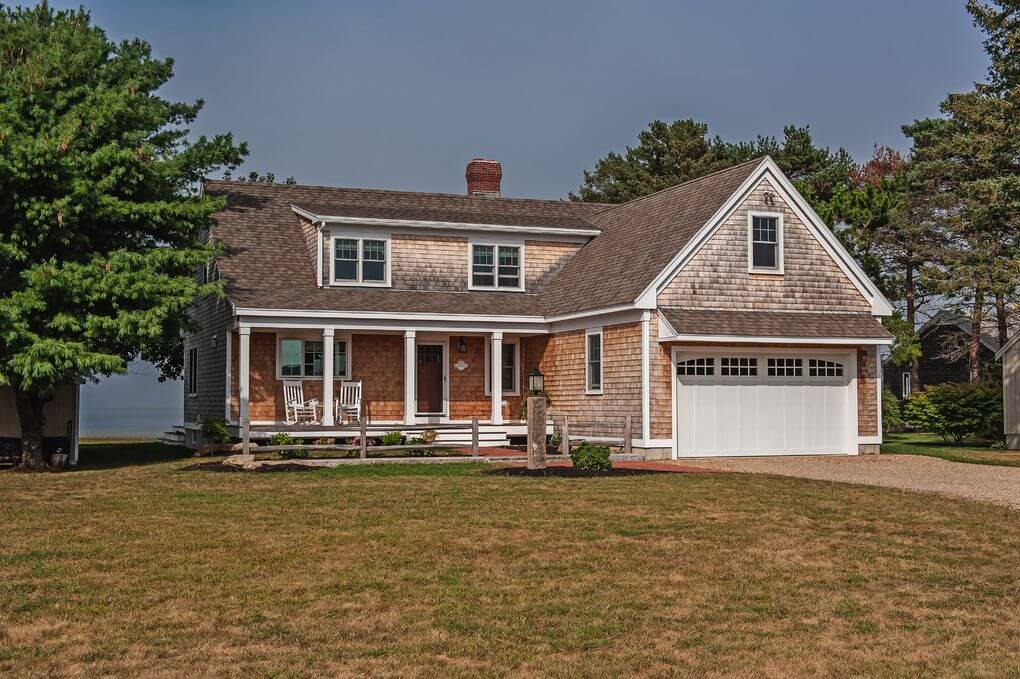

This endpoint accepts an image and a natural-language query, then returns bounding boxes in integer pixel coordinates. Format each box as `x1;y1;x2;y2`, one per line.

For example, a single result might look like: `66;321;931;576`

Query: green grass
882;431;1020;467
0;441;1017;677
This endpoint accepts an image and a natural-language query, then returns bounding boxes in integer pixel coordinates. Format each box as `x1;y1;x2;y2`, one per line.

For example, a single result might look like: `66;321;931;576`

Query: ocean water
80;361;183;438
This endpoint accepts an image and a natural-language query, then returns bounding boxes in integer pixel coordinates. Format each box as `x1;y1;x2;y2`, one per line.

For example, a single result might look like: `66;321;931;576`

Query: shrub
549;434;562;448
380;431;404;446
904;382;1003;445
570;443;612;471
407;437;427;445
882;388;905;433
268;432;298;446
200;416;231;445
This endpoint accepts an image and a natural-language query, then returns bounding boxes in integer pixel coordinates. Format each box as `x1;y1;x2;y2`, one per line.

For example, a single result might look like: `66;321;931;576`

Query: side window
586;329;603;392
187;347;198;395
749;213;783;273
902;372;911;397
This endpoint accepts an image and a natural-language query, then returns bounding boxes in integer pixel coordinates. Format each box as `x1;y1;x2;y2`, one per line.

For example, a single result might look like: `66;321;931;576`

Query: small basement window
677;357;715;376
749;213;783;273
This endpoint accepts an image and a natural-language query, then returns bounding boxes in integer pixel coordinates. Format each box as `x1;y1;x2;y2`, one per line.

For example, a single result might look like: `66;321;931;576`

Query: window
586;329;603;393
677;357;715;376
808;359;844;377
280;338;351;378
485;341;518;395
720;357;757;376
332;236;389;285
767;357;802;377
186;347;198;396
749;213;783;272
471;243;522;290
902;372;911;397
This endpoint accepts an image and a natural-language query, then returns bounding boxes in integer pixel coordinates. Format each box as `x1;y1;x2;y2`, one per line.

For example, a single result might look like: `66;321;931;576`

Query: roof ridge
203;178;613;210
596;156;767;215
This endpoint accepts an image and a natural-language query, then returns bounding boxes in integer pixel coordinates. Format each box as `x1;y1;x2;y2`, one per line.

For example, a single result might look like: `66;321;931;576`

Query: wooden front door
416;344;444;414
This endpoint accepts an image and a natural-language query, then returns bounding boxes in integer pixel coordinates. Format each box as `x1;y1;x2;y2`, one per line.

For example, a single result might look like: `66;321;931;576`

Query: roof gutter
658;334;893;345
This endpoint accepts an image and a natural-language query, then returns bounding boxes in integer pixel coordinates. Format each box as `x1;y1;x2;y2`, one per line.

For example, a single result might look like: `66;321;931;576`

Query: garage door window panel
767;357;802;378
720;357;758;377
808;359;844;377
677;357;715;376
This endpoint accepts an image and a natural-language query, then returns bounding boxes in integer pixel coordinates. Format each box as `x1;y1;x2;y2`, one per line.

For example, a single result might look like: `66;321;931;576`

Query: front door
416;344;444;415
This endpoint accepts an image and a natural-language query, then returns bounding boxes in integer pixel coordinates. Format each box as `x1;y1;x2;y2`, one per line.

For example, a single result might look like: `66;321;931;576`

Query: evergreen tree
0;4;246;467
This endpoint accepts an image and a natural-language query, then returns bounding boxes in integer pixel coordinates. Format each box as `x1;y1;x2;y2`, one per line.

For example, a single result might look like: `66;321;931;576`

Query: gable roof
920;310;1000;353
540;159;764;315
659;308;892;340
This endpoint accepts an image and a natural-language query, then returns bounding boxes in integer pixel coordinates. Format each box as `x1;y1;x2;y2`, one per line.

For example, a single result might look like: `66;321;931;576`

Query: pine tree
0;4;247;468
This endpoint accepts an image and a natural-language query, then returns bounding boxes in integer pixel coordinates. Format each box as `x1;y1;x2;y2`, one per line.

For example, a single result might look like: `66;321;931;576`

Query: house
996;335;1020;450
0;383;81;466
182;156;893;458
882;311;1001;400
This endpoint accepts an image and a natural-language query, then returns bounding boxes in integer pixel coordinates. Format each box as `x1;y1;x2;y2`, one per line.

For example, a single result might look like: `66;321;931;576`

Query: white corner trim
290;205;601;237
640;311;651;441
658;334;893;346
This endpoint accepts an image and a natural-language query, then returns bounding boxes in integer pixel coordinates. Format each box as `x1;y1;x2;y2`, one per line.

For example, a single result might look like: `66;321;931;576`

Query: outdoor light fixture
457;337;467;353
529;367;544;392
211;336;217;348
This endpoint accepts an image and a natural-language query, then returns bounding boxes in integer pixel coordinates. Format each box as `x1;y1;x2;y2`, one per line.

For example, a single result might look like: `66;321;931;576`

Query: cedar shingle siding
183;293;233;426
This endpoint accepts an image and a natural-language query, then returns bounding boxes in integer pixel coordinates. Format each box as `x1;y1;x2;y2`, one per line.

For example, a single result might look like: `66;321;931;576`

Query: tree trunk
14;389;48;470
995;292;1008;348
905;262;920;388
968;290;984;383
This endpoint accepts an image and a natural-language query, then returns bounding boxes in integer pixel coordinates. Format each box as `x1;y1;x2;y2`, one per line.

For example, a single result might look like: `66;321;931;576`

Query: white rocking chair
283;379;319;424
336;380;363;424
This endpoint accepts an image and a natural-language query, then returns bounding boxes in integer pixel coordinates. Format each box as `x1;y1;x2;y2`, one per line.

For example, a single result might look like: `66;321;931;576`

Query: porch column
238;327;251;450
490;331;503;425
322;327;335;426
404;330;416;425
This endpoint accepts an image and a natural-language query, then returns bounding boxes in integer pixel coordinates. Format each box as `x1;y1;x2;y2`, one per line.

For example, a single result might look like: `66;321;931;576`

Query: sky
64;0;989;436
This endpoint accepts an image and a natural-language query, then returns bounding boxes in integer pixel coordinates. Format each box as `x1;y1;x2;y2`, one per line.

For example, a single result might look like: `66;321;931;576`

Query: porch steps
158;425;185;446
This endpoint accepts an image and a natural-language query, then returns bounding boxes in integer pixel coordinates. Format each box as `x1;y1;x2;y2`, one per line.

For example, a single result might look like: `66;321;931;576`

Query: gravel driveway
684;454;1020;509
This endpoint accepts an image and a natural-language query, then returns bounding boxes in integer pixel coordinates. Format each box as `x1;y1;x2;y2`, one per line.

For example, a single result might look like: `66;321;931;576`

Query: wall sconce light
211;336;217;349
528;366;544;392
456;337;467;353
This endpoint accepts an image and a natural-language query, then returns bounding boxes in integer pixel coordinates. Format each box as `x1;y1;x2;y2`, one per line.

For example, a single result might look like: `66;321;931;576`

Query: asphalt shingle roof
659;308;892;339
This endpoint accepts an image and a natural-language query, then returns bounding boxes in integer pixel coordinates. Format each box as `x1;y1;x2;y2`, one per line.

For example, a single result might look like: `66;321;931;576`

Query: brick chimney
466;158;502;197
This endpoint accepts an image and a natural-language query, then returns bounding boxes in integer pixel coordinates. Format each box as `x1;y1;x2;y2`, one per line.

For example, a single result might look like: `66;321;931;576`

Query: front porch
228;325;545;445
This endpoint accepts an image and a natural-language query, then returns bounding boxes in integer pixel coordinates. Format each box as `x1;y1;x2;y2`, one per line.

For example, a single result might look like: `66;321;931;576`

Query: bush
407;437;427;445
200;416;231;445
882;388;905;433
268;432;298;446
549;434;562;448
904;382;1003;445
380;431;403;446
570;443;612;471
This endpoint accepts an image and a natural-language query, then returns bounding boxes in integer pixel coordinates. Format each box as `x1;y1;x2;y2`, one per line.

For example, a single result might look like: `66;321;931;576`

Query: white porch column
322;327;335;426
404;330;416;425
238;326;251;435
490;331;504;425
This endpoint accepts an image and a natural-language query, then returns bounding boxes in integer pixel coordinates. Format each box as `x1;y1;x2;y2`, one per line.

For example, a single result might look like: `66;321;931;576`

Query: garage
673;350;857;456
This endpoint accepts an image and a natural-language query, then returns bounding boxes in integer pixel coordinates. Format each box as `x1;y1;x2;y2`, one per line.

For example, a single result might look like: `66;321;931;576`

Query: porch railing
244;417;483;457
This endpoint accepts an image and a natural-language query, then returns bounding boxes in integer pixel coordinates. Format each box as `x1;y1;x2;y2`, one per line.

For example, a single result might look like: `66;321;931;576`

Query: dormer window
470;241;523;291
331;235;390;286
748;213;783;273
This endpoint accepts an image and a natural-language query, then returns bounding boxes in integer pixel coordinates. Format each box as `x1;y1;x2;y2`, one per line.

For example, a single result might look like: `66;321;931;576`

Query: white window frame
186;347;198;396
902;372;911;397
585;327;603;395
276;335;353;380
468;239;525;292
484;339;520;396
747;211;784;274
330;233;391;287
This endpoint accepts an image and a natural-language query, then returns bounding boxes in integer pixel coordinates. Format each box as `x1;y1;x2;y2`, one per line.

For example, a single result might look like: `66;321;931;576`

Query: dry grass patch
0;442;1018;677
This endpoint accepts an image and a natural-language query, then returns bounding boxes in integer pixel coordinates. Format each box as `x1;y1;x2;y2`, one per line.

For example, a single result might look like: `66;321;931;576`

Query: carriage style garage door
674;351;855;456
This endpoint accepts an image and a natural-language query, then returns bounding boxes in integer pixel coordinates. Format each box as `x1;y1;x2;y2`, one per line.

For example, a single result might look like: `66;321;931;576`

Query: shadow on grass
76;441;194;470
882;432;1020;468
180;460;490;477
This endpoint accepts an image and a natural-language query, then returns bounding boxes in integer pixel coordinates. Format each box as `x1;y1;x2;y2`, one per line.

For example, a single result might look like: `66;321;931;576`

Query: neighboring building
883;311;1001;401
996;335;1020;450
0;383;81;466
182;156;893;458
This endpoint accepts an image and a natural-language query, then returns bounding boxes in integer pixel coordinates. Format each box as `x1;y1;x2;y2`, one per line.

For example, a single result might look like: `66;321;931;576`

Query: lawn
1;442;1018;677
882;431;1020;467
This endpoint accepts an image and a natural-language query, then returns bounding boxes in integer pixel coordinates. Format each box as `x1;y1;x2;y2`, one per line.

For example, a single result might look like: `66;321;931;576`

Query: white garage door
674;352;854;456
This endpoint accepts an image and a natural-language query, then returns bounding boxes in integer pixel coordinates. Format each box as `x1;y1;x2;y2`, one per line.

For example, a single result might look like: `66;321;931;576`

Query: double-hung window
485;341;518;395
470;243;522;290
332;236;389;285
749;213;783;273
585;328;603;393
279;338;351;378
186;347;198;396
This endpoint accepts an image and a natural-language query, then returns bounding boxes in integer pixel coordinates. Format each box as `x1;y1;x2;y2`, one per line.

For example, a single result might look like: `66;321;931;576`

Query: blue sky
62;0;988;435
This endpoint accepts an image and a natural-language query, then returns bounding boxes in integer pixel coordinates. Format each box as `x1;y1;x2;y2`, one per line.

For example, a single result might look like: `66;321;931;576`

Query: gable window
585;328;603;393
332;236;389;286
470;243;523;290
767;357;802;377
279;338;351;378
186;347;198;396
720;357;756;376
485;341;519;395
748;213;783;273
808;359;844;377
902;372;911;397
677;357;715;376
